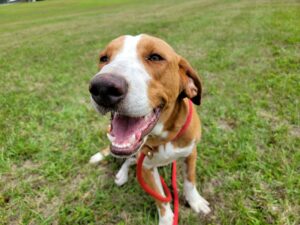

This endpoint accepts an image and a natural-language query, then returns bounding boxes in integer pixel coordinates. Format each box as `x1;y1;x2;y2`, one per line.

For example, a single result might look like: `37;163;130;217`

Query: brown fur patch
98;36;125;69
137;34;181;110
185;147;198;184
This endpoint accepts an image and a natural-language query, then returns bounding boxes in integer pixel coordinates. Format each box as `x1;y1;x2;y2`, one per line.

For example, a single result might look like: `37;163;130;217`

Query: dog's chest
143;140;195;168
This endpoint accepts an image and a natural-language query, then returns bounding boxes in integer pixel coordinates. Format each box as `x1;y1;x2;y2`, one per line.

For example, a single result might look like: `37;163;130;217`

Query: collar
172;99;193;141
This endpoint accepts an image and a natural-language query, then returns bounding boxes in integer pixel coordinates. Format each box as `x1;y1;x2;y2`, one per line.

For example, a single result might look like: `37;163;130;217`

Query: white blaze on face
98;35;152;117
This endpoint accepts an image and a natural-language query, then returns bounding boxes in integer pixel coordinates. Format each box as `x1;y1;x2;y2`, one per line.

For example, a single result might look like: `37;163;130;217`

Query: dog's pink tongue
111;114;144;143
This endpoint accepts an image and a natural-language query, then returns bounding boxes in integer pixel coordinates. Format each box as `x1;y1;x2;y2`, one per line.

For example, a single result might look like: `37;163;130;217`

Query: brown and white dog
89;34;211;225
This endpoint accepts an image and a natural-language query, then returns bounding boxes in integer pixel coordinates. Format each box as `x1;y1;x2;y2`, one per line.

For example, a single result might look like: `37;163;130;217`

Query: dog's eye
147;53;164;62
100;55;109;63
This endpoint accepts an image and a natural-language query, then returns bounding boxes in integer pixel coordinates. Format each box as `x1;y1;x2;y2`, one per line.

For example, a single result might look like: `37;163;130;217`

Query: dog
89;34;211;225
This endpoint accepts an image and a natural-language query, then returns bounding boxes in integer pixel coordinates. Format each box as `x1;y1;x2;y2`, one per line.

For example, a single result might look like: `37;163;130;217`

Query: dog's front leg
142;166;173;225
184;146;211;214
89;146;110;164
115;157;136;186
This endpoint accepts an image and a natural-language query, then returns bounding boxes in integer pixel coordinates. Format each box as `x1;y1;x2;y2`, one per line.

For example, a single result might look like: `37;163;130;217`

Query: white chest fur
143;140;195;169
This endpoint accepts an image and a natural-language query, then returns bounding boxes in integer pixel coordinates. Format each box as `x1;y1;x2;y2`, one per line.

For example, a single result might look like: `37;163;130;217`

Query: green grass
0;0;299;224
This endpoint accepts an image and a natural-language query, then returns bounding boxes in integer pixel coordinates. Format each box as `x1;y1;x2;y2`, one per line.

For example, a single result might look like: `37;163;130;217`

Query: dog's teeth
125;143;130;147
113;143;120;148
112;142;131;148
128;134;136;144
107;133;115;142
111;134;138;149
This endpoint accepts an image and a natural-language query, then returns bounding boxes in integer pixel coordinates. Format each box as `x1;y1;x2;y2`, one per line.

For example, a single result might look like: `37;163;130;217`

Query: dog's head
89;34;202;157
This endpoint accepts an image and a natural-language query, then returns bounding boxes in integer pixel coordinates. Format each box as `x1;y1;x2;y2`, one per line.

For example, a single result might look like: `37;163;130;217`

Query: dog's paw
187;193;211;214
114;168;129;186
89;152;104;164
184;180;211;214
159;205;174;225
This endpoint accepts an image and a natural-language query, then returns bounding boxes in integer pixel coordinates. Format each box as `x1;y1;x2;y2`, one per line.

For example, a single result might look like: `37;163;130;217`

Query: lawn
0;0;299;224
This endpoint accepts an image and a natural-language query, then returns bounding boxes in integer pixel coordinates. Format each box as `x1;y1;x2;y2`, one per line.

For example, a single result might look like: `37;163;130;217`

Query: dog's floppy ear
178;56;202;105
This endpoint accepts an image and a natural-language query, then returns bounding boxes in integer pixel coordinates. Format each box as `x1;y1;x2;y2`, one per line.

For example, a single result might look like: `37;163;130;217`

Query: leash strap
172;161;179;225
136;153;172;202
137;155;178;225
136;100;193;225
173;100;193;140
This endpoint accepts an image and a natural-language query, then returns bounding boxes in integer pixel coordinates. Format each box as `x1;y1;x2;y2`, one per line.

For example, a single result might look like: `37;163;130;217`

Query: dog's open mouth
107;107;161;157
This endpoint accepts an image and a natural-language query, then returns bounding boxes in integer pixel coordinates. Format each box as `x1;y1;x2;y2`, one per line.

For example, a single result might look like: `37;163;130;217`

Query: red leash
136;100;193;225
137;153;172;202
173;100;193;141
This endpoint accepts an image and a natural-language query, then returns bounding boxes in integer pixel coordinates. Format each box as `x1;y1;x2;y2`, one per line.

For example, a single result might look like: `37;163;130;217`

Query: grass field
0;0;299;224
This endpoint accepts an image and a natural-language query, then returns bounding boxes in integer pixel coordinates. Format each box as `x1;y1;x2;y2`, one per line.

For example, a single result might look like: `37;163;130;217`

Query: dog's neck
146;98;190;147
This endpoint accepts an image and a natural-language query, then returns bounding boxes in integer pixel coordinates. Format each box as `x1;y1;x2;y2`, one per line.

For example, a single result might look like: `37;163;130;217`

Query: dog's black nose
89;73;128;107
